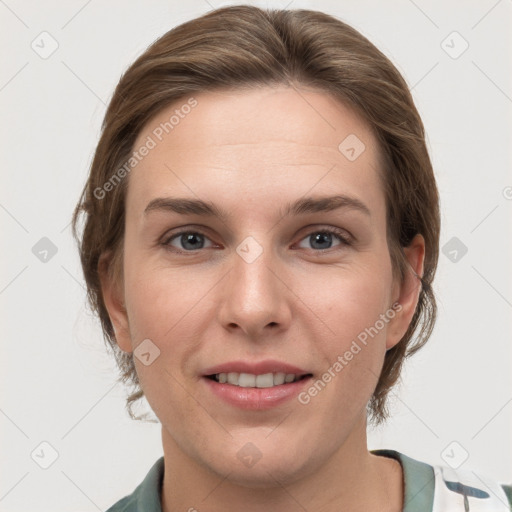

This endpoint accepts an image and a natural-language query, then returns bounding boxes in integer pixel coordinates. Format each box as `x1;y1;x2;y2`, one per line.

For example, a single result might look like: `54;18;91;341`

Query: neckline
371;449;435;512
140;450;435;512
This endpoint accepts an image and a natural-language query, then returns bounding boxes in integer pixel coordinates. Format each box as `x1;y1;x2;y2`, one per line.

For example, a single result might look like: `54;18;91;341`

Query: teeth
227;372;239;385
273;372;285;385
214;372;300;387
255;373;273;388
238;373;256;387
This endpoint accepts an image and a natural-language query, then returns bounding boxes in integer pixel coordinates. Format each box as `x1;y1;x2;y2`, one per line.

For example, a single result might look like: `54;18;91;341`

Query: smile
208;372;308;388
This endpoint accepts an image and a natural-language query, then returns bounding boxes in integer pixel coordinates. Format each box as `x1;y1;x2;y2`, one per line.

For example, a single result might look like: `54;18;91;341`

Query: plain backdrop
1;0;511;510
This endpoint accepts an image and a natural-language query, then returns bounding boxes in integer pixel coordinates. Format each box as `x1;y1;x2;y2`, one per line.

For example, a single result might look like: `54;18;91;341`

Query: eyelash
160;227;353;255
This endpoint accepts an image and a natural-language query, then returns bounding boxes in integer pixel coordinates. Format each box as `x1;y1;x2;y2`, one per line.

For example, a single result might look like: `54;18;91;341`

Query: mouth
205;372;312;388
201;361;313;410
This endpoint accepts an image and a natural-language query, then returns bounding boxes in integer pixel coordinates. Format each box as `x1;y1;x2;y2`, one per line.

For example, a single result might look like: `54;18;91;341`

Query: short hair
72;5;440;425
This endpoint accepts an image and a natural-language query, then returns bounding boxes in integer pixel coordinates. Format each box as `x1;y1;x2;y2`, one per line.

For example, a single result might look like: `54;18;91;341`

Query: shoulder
372;449;512;512
105;456;165;512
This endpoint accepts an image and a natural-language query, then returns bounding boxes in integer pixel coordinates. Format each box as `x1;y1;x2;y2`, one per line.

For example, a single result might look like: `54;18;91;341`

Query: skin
100;85;425;511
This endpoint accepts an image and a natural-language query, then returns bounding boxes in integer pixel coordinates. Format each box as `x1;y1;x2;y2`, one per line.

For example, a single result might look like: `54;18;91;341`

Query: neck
160;417;403;512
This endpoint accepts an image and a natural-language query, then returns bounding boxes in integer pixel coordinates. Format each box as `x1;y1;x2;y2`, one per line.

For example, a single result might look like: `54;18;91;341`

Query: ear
98;251;133;353
386;234;425;350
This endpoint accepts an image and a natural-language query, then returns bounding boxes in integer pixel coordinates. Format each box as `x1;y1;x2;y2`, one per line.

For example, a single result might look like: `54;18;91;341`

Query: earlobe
386;234;425;350
98;252;133;353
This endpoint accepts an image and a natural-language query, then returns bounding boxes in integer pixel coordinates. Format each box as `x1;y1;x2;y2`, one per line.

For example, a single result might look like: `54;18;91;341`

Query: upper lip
202;359;310;377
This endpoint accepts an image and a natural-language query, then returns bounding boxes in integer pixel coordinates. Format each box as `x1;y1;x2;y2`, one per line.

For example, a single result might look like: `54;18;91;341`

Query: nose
216;237;292;341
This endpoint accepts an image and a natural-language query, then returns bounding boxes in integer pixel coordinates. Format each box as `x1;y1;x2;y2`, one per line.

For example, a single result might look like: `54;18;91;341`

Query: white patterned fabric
432;465;510;511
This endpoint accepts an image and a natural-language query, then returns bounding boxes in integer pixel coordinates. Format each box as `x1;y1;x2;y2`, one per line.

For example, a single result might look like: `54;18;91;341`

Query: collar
108;450;435;511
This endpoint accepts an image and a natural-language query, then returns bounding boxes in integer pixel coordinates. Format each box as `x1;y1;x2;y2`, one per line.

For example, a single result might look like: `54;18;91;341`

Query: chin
201;433;319;489
220;453;312;489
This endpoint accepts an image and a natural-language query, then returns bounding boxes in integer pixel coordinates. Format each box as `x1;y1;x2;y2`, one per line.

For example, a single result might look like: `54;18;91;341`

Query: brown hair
72;5;440;425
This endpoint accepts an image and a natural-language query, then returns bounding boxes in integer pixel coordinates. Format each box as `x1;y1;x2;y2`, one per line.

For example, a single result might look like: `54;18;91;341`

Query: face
101;86;423;487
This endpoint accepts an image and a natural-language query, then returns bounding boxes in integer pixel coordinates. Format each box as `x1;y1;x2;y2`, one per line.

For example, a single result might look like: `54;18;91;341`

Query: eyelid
296;225;353;244
293;227;354;252
161;225;354;253
160;227;216;252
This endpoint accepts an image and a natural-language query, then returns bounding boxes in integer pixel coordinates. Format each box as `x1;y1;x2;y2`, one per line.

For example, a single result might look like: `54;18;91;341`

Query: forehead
127;86;384;220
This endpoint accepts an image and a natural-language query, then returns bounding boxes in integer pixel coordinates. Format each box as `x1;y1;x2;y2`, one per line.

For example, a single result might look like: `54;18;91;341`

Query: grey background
1;0;511;510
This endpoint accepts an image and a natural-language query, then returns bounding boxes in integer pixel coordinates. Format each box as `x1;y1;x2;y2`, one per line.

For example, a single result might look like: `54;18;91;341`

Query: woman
72;5;511;511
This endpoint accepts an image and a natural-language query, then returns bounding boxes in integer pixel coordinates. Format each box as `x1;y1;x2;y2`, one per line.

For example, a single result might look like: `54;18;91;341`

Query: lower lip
202;376;312;410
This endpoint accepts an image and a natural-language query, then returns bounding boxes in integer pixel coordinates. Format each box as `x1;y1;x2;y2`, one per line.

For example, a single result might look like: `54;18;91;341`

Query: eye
163;230;214;252
161;227;352;254
296;228;352;251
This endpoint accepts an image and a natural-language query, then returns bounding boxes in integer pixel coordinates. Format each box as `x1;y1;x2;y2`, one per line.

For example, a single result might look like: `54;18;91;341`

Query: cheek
121;256;208;416
302;257;394;402
121;248;218;393
122;246;209;340
314;259;394;345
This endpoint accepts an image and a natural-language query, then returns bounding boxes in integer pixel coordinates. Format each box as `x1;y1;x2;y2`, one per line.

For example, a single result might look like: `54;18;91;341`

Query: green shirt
106;449;512;511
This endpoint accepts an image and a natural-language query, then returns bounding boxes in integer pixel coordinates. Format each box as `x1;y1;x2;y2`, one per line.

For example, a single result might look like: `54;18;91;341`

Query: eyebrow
143;194;371;221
